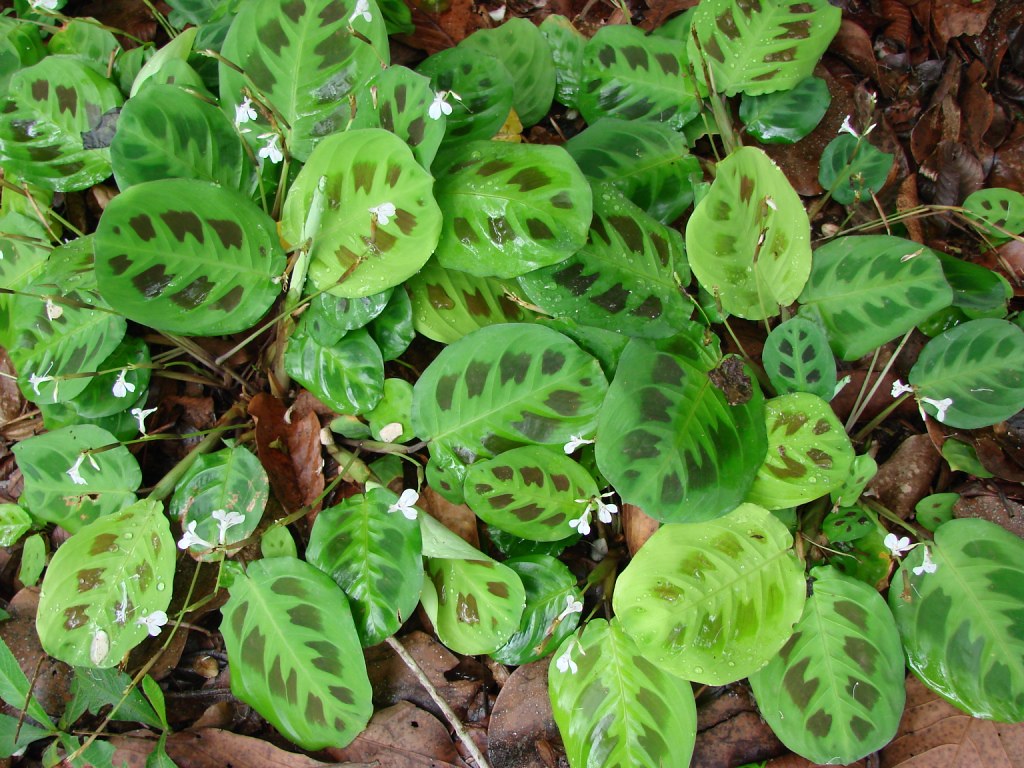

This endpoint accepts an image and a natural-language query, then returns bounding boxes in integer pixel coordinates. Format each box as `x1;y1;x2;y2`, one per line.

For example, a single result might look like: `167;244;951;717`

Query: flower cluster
891;379;954;424
883;533;938;576
177;508;246;551
569;492;618;536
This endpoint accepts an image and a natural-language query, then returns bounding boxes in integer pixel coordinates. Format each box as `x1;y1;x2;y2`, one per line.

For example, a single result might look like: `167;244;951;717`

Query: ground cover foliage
0;0;1023;765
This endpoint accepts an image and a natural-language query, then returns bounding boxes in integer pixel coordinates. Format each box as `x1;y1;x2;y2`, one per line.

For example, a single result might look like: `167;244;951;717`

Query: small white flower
131;406;158;435
234;96;257;128
136;610;168;637
28;363;55;397
595;494;618;524
45;298;62;320
428;91;456;120
569;506;592;536
258;132;283;164
112;369;136;399
764;196;777;211
891;379;914;398
912;546;938;576
178;520;213;551
212;508;245;545
388;489;419;520
555;640;584;675
884;533;914;557
66;453;88;486
563;434;595;454
349;0;372;23
488;5;506;21
369;201;397;226
839;115;858;137
921;396;953;423
556;595;583;622
30;0;60;10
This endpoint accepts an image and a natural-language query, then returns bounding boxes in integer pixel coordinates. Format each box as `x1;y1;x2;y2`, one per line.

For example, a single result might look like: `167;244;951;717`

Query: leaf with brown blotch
248;393;324;514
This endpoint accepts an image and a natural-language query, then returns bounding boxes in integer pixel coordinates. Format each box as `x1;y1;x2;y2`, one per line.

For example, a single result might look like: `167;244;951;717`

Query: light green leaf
818;134;893;205
417;46;514;145
285;328;384;415
762;316;837;399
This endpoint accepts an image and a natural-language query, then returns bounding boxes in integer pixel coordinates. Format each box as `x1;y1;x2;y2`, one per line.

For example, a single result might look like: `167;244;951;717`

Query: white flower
212;508;245;545
891;379;914;398
556;595;583;622
555;641;583;675
30;0;60;10
66;453;88;486
235;96;257;128
428;91;456;120
178;520;213;551
258;132;283;164
884;533;914;557
595;494;618;524
131;406;158;435
349;0;372;23
921;396;953;423
569;506;592;536
28;363;55;398
839;115;876;138
112;369;136;399
136;610;168;637
45;298;62;320
369;202;396;226
912;546;938;576
388;489;419;520
563;434;595;454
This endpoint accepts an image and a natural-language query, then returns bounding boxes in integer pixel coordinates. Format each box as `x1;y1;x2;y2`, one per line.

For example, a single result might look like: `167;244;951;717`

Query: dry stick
384;636;493;768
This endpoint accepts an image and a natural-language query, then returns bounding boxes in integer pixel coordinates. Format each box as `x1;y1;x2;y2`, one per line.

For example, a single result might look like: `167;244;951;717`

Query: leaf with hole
220;556;373;749
280;129;442;299
686;146;811;320
36;499;174;668
285;328;384;415
798;236;953;360
95;178;286;336
306;487;423;647
432;141;592;278
818;135;893;205
749;566;905;765
740;75;831;143
762;316;837;399
417;46;514;144
889;518;1024;721
549;618;697;767
613;503;806;684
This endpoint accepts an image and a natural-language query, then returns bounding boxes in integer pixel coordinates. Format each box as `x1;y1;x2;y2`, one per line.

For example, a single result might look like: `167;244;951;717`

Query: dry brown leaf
325;700;466;767
930;0;996;54
248;393;324;513
488;660;560;768
622;503;660;556
420;486;480;547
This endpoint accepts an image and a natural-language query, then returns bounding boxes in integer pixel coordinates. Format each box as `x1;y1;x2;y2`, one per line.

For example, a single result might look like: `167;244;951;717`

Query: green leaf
130;27;197;97
464;445;599;542
366;378;414;443
142;675;168;729
941;438;993;477
300;289;392;347
749;566;905;765
830;454;877;507
63;335;151;420
368;286;414;361
908;318;1024;428
746;392;854;509
146;734;178;768
18;533;45;587
686;146;811;320
963;187;1024;242
433;141;592;278
48;19;119;72
936;251;1011;319
0;56;123;191
417;46;514;145
0;713;52;758
261;525;297;558
64;667;162;729
280;129;442;298
0;503;33;547
578;25;700;130
549;619;697;767
889;518;1024;721
285;328;384;415
565;118;702;224
111;83;254;190
517;186;691;339
0;636;51;727
596;338;768;523
36;499;175;668
219;0;389;162
13;424;141;532
411;324;608;465
0;18;46;94
740;75;831;143
688;0;841;96
306;488;424;646
818;134;893;205
406;259;531;344
762;316;837;399
221;556;373;749
460;19;555;127
798;235;953;360
822;505;875;544
915;492;958;532
613;503;806;684
539;15;586;109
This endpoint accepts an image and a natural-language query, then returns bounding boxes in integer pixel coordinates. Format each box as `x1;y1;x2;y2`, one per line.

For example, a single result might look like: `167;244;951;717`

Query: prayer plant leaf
686;146;811;320
65;335;151;420
0;55;123;191
221;556;373;749
419;514;526;655
746;392;854;509
761;316;837;399
94;178;286;336
219;0;389;162
110;83;254;191
596;337;767;523
578;25;700;130
749;566;905;765
549;619;697;767
306;487;424;647
300;289;393;347
406;259;531;344
411;323;608;465
963;187;1024;242
13;425;141;533
36;499;174;668
280;128;442;298
818;135;893;205
688;0;841;96
740;75;831;143
517;186;691;339
284;328;384;415
613;503;806;684
539;14;586;109
889;518;1024;722
463;445;599;542
565;118;702;224
0;18;46;94
798;235;953;361
908;318;1024;429
432;141;592;279
935;251;1011;319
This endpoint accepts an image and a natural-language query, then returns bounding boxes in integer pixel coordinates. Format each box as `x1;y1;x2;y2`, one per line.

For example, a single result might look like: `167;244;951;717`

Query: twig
384;636;492;768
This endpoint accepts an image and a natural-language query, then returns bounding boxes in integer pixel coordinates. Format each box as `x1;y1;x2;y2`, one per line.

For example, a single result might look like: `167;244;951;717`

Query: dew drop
693;666;704;675
123;532;134;540
156;582;166;592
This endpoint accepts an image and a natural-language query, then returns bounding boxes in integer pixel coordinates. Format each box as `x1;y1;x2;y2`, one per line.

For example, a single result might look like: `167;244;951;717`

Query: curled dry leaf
325;700;466;768
622;503;660;556
487;661;560;768
248;393;324;514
